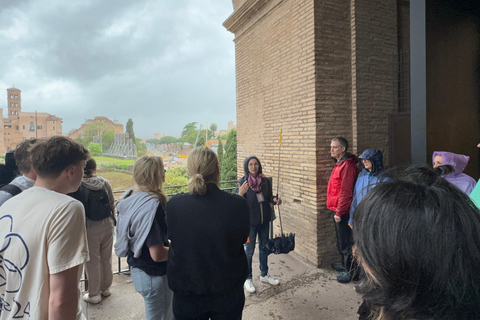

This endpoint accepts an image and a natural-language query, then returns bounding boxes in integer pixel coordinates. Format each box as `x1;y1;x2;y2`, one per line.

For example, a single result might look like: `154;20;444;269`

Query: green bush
88;142;102;156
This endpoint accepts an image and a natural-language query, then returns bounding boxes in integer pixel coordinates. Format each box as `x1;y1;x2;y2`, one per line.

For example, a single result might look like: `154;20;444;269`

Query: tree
181;122;198;144
221;129;237;183
136;138;147;157
126;118;136;141
217;138;224;168
196;130;207;147
164;166;189;194
158;136;178;144
88;142;102;156
79;121;115;149
209;123;218;138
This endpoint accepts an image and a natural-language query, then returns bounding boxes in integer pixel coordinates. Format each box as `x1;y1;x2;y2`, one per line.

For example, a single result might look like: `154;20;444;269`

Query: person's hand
348;222;353;229
334;215;341;223
238;181;249;196
477;143;480;148
274;197;282;205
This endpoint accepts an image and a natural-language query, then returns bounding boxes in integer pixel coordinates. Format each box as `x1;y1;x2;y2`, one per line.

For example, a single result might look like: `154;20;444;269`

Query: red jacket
327;154;358;217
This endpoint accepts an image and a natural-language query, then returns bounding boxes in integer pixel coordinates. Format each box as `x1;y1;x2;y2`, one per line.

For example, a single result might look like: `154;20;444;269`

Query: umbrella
263;129;295;255
263;204;295;255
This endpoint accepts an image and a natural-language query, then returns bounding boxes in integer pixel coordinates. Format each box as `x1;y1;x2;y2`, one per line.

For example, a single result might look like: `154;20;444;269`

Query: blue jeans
245;222;269;278
131;267;173;320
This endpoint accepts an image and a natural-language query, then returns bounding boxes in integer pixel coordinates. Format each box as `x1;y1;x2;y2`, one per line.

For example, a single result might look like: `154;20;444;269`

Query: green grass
94;156;135;171
98;170;133;192
94;156;135;166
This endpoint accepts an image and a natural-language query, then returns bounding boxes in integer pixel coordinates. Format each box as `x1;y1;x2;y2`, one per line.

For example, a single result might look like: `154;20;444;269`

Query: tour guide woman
236;156;282;294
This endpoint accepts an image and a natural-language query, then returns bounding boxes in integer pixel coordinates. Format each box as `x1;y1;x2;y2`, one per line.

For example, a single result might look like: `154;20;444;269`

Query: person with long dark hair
236;155;282;293
72;159;115;304
115;155;172;320
167;147;250;320
353;166;480;320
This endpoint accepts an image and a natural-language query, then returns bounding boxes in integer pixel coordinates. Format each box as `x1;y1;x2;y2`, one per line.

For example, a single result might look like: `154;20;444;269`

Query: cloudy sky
0;0;236;138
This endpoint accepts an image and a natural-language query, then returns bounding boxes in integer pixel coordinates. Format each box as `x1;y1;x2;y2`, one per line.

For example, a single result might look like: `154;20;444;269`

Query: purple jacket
432;151;476;195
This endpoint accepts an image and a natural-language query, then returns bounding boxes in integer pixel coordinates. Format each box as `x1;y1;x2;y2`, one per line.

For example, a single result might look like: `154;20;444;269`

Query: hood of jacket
242;155;263;178
333;152;358;165
432;151;469;175
81;175;105;191
358;148;384;176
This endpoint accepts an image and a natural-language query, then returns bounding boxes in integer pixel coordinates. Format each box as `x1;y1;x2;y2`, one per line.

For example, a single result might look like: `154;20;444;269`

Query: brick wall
226;0;402;267
314;0;353;266
0;109;4;153
225;0;320;265
352;0;398;160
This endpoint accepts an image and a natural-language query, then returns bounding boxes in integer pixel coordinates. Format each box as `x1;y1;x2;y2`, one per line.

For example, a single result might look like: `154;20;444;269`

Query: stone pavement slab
81;252;362;319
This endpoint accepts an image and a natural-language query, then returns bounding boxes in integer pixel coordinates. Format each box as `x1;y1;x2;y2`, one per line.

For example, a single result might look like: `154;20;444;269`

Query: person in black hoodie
236;156;282;294
167;147;250;320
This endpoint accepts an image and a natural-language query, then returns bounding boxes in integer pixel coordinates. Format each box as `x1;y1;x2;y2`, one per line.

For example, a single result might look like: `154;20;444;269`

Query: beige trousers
85;217;114;296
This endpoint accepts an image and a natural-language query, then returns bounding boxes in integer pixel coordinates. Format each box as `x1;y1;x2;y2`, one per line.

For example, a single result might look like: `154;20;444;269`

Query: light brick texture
225;0;403;266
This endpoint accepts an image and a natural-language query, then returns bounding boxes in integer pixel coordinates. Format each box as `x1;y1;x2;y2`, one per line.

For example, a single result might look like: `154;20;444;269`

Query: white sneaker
101;289;111;297
83;293;101;304
260;274;279;286
244;279;256;293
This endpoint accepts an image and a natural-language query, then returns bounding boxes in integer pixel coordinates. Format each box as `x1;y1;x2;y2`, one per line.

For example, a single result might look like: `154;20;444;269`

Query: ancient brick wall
225;0;320;265
313;0;353;266
352;0;398;160
226;0;402;267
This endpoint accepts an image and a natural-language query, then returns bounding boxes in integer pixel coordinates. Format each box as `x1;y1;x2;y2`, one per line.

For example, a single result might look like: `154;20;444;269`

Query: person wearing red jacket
327;137;358;283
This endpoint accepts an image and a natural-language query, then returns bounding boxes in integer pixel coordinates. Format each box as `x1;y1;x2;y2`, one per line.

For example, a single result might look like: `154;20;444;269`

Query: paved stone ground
80;253;362;320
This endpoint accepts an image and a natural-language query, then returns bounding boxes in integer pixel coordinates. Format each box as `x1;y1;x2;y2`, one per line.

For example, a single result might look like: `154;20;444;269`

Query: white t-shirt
0;187;89;320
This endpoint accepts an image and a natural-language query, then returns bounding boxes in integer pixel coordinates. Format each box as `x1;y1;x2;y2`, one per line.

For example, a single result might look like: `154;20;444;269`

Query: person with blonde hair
115;155;172;320
167;146;250;320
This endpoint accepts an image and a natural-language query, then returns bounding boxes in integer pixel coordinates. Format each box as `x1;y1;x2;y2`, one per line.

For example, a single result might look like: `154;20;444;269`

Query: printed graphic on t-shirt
0;214;31;318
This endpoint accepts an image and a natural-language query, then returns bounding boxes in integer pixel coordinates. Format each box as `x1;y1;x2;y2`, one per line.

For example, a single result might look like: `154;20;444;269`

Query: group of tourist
327;136;480;319
1;134;480;320
114;147;282;319
0;136;282;320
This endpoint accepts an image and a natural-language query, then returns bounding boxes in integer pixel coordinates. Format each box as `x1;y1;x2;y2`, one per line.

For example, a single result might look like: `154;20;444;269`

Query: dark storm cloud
0;0;236;137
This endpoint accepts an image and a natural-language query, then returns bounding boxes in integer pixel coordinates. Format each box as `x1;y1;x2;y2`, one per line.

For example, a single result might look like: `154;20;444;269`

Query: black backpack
85;187;112;221
0;184;22;197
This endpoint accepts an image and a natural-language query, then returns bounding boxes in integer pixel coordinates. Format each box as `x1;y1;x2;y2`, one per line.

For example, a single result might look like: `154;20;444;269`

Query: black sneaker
331;262;346;272
336;272;351;284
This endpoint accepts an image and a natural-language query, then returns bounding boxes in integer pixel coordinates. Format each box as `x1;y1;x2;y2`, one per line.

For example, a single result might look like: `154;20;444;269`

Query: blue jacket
349;148;389;224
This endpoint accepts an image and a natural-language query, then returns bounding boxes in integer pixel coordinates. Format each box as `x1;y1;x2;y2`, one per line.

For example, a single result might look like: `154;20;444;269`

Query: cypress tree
221;129;237;182
217;138;224;168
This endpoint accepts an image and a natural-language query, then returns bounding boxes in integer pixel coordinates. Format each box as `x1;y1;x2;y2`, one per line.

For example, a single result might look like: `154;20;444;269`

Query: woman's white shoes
260;274;279;286
83;293;101;304
244;279;256;293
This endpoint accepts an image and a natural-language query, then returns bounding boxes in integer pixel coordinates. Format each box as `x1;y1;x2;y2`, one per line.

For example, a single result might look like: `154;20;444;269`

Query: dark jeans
245;222;269;278
172;286;245;320
332;213;356;275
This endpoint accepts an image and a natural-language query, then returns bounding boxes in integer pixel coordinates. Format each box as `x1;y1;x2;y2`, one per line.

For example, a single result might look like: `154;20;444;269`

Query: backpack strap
0;184;22;197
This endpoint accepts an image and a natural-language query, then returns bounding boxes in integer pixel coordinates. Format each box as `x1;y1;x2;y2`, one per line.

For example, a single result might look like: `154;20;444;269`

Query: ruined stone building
224;0;479;266
0;87;62;153
67;116;124;139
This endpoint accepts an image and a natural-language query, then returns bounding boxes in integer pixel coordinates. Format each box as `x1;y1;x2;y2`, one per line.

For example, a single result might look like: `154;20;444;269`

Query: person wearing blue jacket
343;148;389;286
348;148;388;227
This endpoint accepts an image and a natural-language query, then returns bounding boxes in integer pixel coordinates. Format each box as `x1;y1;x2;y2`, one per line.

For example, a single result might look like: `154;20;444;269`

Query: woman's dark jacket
166;184;249;296
235;156;276;226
